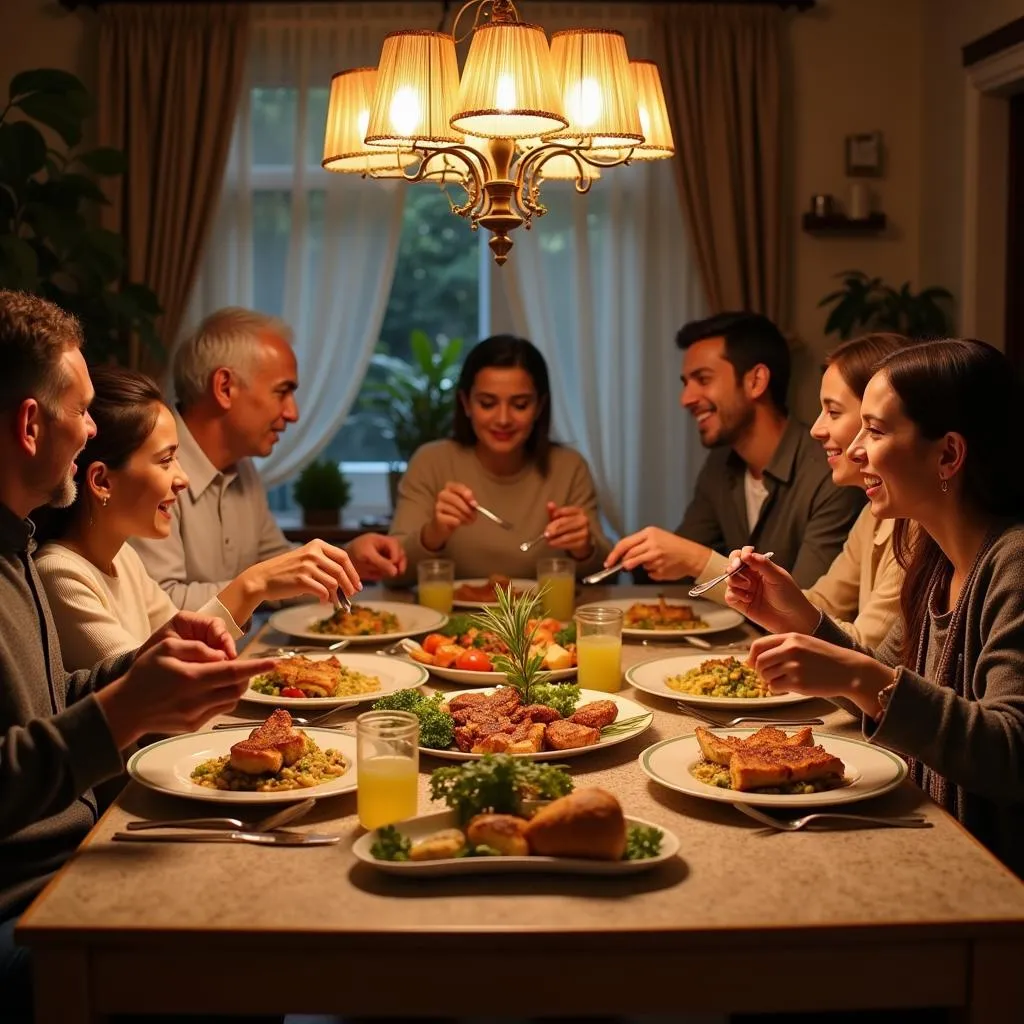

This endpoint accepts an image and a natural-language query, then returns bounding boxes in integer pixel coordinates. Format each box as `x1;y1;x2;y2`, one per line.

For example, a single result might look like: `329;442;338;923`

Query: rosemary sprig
470;583;552;704
601;713;654;738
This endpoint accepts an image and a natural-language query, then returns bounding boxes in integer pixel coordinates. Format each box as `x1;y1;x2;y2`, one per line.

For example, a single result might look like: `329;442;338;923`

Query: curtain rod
60;1;815;11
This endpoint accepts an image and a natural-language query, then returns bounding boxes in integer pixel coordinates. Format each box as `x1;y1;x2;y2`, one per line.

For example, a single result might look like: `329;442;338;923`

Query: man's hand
605;526;710;581
347;533;407;580
138;611;238;662
97;641;277;749
544;501;593;561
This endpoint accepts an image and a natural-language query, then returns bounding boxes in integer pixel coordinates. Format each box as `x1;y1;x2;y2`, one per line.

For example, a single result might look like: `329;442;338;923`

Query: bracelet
876;666;901;717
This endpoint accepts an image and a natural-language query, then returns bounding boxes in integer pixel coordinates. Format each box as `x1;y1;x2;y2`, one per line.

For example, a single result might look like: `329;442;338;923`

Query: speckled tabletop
17;586;1024;1023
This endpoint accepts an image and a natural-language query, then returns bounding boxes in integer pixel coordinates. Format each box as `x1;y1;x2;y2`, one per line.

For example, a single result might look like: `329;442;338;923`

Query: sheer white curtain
499;3;706;537
185;4;439;487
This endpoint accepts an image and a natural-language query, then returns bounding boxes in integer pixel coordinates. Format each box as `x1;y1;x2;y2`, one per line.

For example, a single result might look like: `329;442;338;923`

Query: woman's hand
746;632;891;716
422;482;478;551
724;547;821;635
544;501;593;560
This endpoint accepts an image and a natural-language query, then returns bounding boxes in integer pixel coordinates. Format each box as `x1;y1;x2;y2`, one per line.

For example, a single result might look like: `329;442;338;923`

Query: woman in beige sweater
728;339;1024;874
389;335;611;582
34;368;362;670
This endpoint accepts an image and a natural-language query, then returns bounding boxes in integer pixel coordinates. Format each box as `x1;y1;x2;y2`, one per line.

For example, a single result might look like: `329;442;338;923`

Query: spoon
519;531;548;553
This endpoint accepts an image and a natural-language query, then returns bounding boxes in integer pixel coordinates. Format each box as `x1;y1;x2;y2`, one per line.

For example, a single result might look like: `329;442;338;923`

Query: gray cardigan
0;504;131;919
816;522;1024;875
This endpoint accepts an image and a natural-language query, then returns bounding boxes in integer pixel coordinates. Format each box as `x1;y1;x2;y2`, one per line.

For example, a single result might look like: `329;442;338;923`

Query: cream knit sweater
35;541;243;672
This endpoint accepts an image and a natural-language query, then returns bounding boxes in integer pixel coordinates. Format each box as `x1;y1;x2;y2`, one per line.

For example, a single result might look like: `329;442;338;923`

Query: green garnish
470;584;550;703
440;613;477;637
601;713;654;738
624;825;664;860
370;825;411;861
530;681;580;718
429;754;574;824
554;621;577;646
371;689;455;749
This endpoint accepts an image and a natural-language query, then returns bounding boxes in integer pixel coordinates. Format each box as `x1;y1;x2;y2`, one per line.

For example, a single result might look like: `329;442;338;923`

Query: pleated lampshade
450;21;566;139
545;29;643;149
322;68;416;175
365;31;462;148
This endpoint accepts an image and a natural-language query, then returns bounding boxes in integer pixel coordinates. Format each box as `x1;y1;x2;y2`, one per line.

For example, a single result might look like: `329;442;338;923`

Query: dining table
15;584;1024;1023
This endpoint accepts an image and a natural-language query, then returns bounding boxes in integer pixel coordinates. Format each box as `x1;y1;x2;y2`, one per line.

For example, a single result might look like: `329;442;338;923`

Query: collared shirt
130;411;293;610
676;418;865;589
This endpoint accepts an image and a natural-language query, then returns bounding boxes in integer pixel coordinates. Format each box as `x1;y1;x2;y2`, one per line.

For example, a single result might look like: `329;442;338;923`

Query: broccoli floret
371;688;427;713
416;700;455;750
370;825;411;861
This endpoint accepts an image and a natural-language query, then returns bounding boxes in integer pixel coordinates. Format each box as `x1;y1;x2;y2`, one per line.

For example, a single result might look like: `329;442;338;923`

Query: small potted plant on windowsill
293;459;352;528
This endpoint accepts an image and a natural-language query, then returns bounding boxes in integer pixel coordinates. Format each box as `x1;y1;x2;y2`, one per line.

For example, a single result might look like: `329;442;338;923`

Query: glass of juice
356;710;419;830
417;558;454;614
575;606;624;693
536;557;576;621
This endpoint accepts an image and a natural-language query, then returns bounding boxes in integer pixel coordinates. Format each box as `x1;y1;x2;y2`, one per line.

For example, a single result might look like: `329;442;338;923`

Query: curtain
499;4;706;536
655;4;786;322
97;3;250;367
185;4;437;487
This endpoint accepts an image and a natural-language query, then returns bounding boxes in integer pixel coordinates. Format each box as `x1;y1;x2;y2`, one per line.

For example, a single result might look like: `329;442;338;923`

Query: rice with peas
191;736;348;792
690;759;843;795
666;657;770;699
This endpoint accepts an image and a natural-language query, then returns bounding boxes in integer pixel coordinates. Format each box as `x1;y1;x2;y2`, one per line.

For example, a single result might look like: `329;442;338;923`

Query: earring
940;479;949;493
101;496;109;507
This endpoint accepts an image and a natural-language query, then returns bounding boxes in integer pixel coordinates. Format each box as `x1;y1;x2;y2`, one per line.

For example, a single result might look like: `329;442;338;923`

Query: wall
786;0;925;421
919;0;1024;348
0;1;97;99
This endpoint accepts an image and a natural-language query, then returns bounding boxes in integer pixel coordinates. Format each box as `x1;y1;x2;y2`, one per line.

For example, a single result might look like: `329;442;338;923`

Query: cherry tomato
421;633;449;656
455;649;493;672
280;687;305;699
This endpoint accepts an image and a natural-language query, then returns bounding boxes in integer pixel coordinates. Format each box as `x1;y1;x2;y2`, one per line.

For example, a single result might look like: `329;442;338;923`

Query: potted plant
0;68;162;365
819;270;953;340
359;329;464;508
293;459;352;528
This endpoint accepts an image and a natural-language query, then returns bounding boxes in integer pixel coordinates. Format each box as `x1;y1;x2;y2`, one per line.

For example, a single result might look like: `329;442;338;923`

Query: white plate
352;808;679;876
626;653;810;709
269;601;447;645
424;662;577;688
639;729;907;808
450;578;538;609
127;728;358;804
575;596;744;640
241;652;429;709
424;687;653;761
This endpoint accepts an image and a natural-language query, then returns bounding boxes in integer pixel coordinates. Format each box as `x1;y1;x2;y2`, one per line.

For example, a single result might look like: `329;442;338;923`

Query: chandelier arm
404;145;486;190
574;147;637;170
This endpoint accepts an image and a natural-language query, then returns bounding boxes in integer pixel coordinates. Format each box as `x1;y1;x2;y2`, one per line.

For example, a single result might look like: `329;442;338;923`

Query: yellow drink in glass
417;580;454;614
357;755;418;830
576;634;623;692
539;573;575;620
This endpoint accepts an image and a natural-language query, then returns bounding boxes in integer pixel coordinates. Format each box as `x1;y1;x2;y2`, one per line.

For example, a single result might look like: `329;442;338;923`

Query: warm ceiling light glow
329;0;675;263
322;68;416;176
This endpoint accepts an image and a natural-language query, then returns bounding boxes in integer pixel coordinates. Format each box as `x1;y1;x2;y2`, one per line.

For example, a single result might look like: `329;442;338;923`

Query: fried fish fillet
694;725;813;766
730;744;844;791
273;655;342;698
230;708;307;774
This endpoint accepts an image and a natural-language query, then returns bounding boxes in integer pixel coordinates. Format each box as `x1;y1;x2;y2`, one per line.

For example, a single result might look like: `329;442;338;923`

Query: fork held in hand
688;551;775;598
733;803;931;831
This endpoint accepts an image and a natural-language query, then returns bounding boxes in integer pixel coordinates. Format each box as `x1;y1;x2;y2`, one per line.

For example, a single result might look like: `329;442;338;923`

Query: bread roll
465;813;530;856
409;828;467;861
524;788;627;860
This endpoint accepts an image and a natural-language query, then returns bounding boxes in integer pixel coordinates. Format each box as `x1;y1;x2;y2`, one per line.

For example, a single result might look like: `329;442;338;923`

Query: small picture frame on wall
846;131;883;177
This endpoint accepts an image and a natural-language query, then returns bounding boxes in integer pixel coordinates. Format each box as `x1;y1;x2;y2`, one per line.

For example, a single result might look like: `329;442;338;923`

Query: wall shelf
802;212;887;234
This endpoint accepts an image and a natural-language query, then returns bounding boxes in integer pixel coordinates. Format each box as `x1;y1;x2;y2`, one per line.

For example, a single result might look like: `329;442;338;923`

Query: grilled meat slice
229;742;283;775
730;744;844;791
231;709;306;773
447;692;490;714
544;719;601;750
569;700;618;729
488;687;523;715
472;732;515;754
273;655;341;698
507;722;546;753
511;703;563;724
695;725;814;767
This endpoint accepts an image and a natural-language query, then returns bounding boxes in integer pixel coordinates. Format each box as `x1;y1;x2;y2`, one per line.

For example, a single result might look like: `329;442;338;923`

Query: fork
472;502;514;530
677;703;824;727
733;803;930;831
688;552;774;598
273;640;350;656
519;530;548;553
212;700;358;730
582;563;624;585
126;798;316;834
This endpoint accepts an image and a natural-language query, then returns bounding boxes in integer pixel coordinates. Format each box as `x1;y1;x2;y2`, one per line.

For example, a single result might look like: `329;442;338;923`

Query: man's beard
48;473;78;509
702;402;755;450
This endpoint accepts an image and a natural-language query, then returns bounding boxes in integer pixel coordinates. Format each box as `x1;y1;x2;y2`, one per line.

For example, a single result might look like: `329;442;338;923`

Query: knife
472;502;514;530
112;830;341;846
125;797;317;833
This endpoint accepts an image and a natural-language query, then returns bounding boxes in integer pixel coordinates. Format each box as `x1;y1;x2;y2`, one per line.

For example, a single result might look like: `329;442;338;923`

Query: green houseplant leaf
0;67;162;365
293;460;352;515
819;270;953;341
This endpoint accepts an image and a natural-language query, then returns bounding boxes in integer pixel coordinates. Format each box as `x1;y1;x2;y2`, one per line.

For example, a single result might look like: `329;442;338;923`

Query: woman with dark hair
726;338;1024;872
34;367;362;670
389;334;611;581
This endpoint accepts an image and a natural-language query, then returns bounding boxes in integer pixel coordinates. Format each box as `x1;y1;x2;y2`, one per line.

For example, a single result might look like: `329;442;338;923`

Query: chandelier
321;0;675;264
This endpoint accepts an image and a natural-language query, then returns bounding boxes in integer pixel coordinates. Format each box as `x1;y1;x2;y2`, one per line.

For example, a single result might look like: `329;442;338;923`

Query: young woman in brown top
727;339;1024;873
389;335;611;582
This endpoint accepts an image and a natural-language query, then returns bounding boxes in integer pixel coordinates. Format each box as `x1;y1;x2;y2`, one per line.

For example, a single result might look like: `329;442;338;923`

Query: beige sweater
388;440;612;584
35;542;243;672
693;504;901;650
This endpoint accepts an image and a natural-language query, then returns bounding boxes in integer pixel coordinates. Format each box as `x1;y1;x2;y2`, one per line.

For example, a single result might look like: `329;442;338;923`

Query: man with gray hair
0;292;276;1017
132;307;406;610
